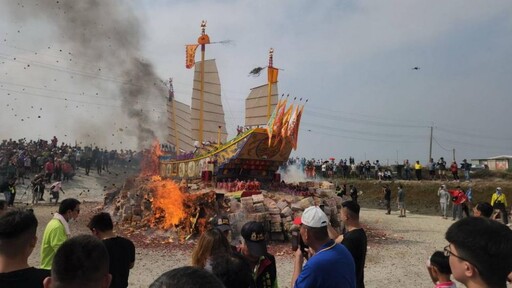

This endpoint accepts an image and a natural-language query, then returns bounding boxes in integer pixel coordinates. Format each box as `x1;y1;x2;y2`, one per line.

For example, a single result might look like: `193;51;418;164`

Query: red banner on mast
185;44;199;69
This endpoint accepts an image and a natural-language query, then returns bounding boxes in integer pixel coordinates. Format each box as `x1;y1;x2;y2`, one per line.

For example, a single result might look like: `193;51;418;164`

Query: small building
471;155;512;171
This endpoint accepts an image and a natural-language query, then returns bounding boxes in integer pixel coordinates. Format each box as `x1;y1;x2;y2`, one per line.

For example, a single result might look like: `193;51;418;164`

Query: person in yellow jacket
414;161;423;181
491;187;508;225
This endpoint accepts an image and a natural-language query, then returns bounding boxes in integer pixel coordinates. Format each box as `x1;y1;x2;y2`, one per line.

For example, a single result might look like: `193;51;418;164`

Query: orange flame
139;140;216;238
141;139;162;176
148;176;185;228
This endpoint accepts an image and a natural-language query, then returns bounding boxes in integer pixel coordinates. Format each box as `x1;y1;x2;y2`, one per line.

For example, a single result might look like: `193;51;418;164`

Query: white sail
190;59;228;143
167;99;194;152
245;83;278;127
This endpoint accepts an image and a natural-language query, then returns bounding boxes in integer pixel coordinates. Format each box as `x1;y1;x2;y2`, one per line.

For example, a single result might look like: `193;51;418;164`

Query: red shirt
62;162;73;174
449;189;467;205
44;161;54;173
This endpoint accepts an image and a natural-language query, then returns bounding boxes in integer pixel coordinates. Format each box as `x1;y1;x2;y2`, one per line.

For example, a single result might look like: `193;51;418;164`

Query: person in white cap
491;187;508;225
291;206;356;288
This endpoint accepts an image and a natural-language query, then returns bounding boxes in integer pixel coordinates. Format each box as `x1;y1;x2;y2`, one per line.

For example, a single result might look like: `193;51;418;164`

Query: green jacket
40;218;68;270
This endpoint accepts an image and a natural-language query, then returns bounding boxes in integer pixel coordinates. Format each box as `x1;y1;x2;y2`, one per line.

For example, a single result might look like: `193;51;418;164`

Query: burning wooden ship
160;21;305;183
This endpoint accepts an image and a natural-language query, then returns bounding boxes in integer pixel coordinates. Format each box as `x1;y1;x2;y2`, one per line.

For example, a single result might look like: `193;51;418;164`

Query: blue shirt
294;240;356;288
466;188;472;201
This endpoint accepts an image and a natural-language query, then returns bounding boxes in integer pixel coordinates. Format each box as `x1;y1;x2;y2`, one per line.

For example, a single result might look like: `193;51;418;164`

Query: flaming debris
105;140;217;243
147;176;185;229
140;140;163;176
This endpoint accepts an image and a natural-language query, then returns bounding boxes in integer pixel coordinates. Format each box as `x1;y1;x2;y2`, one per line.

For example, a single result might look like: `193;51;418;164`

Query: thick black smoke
6;0;167;148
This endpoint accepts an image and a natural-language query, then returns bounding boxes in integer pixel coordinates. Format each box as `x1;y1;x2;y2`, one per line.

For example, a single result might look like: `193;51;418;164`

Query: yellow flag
291;105;304;150
269;98;287;146
280;104;294;139
186;44;199;69
267;67;279;83
278;104;294;150
287;105;299;138
267;99;280;145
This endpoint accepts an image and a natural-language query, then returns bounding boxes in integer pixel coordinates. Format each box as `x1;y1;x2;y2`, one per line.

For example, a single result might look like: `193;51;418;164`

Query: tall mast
169;78;179;154
266;48;274;120
198;20;209;144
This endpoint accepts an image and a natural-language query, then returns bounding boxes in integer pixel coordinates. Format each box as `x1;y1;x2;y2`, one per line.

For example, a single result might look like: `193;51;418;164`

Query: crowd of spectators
282;156;479;182
0;137;141;183
0;137;142;206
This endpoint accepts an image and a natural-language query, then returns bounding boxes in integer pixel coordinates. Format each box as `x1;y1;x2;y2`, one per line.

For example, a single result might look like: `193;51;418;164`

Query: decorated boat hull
159;128;292;182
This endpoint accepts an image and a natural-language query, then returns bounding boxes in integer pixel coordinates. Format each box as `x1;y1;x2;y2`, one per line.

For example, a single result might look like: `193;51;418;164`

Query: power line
0;42;105;72
0;52;163;90
1;87;168;114
436;126;512;141
3;41;510;149
306;109;429;129
303;127;424;144
0;80;169;107
434;135;511;152
432;136;452;152
301;121;427;139
0;47;253;101
307;103;431;127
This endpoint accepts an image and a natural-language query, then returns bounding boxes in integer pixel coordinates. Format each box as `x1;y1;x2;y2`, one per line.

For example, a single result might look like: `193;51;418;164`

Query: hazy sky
1;0;511;163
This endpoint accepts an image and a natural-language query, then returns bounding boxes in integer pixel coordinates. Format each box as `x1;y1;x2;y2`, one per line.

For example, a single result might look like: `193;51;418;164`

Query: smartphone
291;230;299;252
299;235;309;260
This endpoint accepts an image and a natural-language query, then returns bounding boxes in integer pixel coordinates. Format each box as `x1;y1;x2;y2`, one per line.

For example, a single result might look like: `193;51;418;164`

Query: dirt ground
8;168;511;287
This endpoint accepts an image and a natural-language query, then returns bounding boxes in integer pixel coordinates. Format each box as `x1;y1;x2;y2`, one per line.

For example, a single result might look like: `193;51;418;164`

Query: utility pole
429;126;433;161
452;148;456;162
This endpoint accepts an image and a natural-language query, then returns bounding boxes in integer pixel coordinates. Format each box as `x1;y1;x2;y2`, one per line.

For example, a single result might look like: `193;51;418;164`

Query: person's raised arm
291;249;304;288
327;224;343;243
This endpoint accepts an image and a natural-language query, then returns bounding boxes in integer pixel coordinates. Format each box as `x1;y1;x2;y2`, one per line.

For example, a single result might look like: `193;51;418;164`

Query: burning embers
111;175;217;243
140;140;163;176
105;141;217;243
147;176;186;229
144;176;217;241
109;141;218;242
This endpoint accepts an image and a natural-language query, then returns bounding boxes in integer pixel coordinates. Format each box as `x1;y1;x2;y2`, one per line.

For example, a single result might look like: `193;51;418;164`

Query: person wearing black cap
239;221;277;288
212;215;232;239
212;214;237;252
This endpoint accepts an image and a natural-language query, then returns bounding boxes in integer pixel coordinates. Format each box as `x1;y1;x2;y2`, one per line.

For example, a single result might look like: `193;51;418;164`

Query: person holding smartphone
291;206;355;288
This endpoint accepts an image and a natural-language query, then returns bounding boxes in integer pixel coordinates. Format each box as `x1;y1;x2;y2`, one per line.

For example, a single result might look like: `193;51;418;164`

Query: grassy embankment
332;170;512;216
